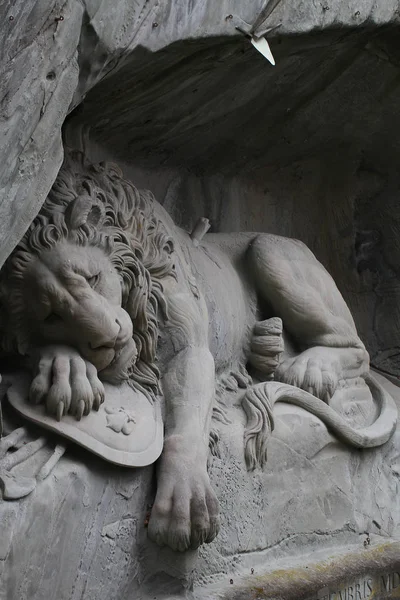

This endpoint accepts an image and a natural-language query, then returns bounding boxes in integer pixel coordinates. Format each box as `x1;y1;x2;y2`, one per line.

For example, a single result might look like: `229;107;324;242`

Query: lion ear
67;195;105;230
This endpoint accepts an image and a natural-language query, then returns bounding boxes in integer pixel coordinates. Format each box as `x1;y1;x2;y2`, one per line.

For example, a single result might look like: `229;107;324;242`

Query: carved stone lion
0;152;396;552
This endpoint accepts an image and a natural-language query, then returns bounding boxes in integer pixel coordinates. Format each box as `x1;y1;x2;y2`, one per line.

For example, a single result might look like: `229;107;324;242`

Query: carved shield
6;371;163;467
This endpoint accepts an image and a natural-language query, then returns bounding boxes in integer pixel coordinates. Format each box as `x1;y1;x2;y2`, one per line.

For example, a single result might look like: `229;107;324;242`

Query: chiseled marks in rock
193;374;400;589
0;0;161;271
0;503;18;561
0;455;153;600
0;0;82;269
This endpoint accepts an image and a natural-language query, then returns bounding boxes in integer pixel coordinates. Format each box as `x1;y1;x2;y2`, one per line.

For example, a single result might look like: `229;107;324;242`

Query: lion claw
93;392;102;411
76;400;85;421
56;402;64;422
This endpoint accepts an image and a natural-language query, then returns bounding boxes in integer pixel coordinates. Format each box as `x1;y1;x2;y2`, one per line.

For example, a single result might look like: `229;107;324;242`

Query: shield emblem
6;371;163;467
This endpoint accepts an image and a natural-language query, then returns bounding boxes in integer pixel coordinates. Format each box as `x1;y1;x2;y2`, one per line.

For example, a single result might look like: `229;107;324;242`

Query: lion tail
242;375;398;471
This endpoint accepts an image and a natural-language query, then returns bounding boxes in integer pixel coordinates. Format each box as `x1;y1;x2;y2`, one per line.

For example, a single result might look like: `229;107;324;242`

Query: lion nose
89;323;119;350
90;338;116;350
89;320;120;350
115;317;131;346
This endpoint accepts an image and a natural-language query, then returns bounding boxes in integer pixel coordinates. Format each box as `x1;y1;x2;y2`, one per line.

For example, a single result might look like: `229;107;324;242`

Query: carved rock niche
1;3;400;599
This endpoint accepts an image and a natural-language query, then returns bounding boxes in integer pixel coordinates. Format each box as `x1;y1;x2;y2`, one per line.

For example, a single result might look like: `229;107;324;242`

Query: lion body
0;153;379;552
152;224;258;375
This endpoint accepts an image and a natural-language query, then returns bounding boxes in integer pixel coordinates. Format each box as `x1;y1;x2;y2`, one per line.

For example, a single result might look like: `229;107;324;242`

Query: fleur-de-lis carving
105;406;136;435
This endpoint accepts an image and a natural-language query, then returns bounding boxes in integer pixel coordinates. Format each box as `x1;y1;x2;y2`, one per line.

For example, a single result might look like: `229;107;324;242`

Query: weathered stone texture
1;0;400;270
1;374;399;599
2;2;400;599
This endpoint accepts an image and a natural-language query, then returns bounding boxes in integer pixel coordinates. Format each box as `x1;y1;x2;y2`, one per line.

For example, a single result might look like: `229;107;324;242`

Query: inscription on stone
312;571;400;599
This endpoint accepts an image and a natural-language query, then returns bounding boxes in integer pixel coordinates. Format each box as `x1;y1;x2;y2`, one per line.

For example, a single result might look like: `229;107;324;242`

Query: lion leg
247;234;369;401
147;284;219;552
148;346;219;552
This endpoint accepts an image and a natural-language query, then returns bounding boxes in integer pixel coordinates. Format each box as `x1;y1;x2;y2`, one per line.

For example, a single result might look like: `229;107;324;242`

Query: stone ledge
195;539;400;600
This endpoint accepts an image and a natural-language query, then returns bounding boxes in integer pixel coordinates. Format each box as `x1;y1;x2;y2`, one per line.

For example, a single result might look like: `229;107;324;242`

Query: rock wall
65;23;400;377
1;0;400;267
2;3;400;599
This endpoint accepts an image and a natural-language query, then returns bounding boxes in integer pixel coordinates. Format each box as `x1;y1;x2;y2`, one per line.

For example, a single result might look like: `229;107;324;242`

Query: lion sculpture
0;152;397;552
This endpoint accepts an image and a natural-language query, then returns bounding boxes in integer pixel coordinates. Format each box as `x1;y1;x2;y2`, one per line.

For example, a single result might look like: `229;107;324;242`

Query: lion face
21;241;137;382
1;154;176;398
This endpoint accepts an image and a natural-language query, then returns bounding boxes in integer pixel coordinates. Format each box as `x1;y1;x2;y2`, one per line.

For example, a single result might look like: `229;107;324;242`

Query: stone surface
196;540;400;599
2;2;400;599
192;371;400;598
0;448;156;600
1;0;400;275
0;373;399;599
0;153;399;598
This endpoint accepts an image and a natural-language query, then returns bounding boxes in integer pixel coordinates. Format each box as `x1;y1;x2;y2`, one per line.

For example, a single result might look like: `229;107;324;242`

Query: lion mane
0;151;177;400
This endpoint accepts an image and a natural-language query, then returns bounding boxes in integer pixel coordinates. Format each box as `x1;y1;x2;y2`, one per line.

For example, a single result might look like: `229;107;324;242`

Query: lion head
0;151;176;400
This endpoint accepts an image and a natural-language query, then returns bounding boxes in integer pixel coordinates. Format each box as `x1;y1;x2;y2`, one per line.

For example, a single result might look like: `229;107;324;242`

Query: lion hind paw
249;318;284;377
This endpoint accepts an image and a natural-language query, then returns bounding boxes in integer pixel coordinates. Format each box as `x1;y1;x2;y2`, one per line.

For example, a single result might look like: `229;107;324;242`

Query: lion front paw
275;346;340;402
29;345;105;421
148;441;220;552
